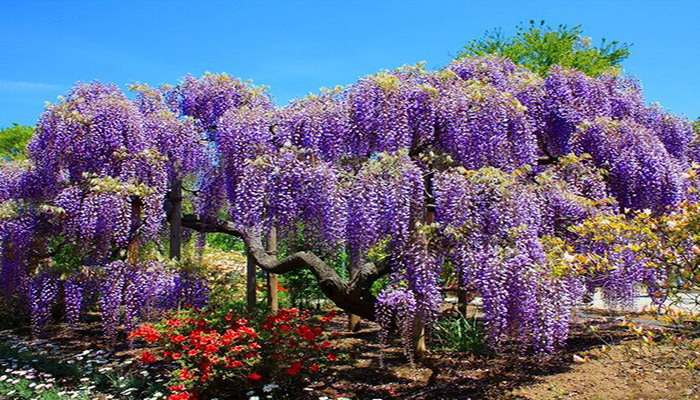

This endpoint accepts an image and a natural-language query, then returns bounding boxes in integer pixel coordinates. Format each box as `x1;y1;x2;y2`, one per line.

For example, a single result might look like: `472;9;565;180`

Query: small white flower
263;383;279;392
562;252;575;263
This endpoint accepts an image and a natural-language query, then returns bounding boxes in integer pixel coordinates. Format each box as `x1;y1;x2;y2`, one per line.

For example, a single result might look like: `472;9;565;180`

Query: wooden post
457;270;468;316
169;179;182;260
413;187;434;358
127;199;141;264
266;227;279;313
348;261;362;332
246;249;256;312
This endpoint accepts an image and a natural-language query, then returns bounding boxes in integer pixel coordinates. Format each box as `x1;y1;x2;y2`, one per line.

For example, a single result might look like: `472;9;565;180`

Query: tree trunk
412;311;427;359
179;214;389;320
266;227;278;313
246;249;256;312
169;179;182;260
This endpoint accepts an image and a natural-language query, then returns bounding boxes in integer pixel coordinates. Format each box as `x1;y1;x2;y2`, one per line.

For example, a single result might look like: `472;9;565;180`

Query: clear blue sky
1;0;698;127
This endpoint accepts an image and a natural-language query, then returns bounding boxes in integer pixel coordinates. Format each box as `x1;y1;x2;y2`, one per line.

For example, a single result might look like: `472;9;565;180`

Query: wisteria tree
0;56;695;357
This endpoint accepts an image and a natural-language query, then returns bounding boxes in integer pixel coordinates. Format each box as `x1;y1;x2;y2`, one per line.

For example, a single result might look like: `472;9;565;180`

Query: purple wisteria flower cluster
0;55;696;354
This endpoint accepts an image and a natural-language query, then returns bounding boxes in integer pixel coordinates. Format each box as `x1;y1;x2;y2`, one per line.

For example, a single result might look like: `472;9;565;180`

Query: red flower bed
130;308;338;399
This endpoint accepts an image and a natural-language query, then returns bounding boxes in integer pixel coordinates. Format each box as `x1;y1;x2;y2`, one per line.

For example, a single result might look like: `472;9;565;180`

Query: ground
1;311;698;400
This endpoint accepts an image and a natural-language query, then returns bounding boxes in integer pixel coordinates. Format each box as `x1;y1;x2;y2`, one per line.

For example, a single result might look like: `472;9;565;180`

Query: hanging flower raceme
571;118;685;212
433;168;584;351
97;261;209;338
433;71;538;171
346;67;436;158
230;146;347;249
345;151;424;266
276;89;353;162
179;72;273;132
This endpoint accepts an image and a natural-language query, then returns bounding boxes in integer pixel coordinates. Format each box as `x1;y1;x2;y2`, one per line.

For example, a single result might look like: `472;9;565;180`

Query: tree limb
179;213;388;320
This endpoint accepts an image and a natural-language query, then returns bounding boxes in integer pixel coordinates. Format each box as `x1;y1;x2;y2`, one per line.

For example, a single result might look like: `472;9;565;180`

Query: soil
1;312;698;400
305;314;700;400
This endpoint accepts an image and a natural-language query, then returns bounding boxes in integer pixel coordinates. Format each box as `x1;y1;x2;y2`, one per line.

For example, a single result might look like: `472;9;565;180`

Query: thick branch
181;214;241;236
242;231;381;320
178;213;388;320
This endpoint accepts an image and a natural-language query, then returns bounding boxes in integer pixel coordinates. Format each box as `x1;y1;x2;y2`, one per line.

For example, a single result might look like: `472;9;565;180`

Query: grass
433;312;488;354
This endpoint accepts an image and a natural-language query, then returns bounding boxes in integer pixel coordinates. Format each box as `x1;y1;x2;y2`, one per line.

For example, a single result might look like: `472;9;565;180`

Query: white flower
263;384;279;392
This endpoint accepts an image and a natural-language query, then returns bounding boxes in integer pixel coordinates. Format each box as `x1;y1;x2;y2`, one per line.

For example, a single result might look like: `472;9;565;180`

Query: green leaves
0;123;34;161
458;21;631;77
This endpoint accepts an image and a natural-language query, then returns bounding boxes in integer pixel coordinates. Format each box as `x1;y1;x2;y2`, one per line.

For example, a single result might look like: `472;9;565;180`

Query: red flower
310;364;320;372
286;360;302;376
169;385;186;392
248;373;262;380
140;351;157;364
130;324;161;343
230;345;243;353
327;353;337;361
166;319;183;328
170;334;186;344
178;368;195;381
167;393;191;400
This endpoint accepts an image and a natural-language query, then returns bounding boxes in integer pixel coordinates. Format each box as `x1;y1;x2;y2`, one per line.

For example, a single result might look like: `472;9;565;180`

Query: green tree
0;123;34;160
458;20;631;77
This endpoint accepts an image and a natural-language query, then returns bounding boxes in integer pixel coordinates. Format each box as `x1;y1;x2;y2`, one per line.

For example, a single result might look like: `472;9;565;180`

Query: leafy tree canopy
0;123;34;161
458;20;631;77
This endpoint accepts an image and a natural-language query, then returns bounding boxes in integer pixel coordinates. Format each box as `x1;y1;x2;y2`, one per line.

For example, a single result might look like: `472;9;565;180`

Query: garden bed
1;312;698;399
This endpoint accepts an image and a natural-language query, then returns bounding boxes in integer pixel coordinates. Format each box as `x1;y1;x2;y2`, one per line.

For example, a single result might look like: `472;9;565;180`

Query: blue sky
1;0;698;127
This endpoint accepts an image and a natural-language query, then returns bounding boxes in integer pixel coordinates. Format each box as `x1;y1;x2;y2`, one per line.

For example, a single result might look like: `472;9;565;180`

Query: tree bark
266;227;279;313
169;179;183;260
127;200;141;264
412;179;434;359
246;250;256;312
177;214;390;321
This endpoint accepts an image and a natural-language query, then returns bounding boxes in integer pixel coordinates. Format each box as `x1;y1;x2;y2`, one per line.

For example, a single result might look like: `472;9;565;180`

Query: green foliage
206;232;245;252
433;313;487;354
458;20;631;77
0;123;34;160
